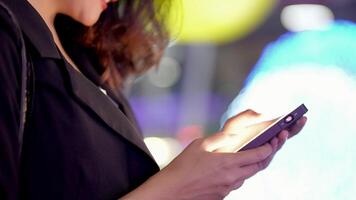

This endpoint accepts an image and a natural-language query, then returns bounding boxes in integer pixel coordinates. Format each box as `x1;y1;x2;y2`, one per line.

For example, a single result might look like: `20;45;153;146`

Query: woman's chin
77;15;101;27
81;19;100;27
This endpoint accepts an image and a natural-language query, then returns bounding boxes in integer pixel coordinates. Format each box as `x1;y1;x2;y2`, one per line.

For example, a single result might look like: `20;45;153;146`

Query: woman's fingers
213;118;280;153
233;136;285;177
202;132;242;152
222;109;263;132
229;157;271;187
241;118;278;136
234;162;262;180
287;116;307;139
229;180;244;191
277;130;289;149
270;137;279;152
139;117;307;200
260;131;289;167
213;144;273;179
208;145;274;192
232;143;273;166
206;116;307;196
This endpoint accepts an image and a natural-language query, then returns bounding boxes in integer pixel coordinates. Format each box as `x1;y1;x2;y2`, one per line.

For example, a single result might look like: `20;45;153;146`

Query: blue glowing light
246;20;356;84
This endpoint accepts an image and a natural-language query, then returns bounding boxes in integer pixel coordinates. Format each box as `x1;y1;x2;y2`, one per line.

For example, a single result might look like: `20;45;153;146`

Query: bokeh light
281;4;334;32
165;0;277;43
147;57;182;88
222;20;356;200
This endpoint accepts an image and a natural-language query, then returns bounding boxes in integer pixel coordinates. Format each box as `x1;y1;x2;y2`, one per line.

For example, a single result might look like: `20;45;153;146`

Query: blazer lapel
63;61;154;160
5;0;156;161
104;86;142;133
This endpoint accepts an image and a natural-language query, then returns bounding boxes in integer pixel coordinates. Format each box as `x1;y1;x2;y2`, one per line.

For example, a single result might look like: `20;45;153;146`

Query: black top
0;0;159;199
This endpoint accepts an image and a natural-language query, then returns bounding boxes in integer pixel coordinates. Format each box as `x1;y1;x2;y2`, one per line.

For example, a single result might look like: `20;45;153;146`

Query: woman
0;0;307;199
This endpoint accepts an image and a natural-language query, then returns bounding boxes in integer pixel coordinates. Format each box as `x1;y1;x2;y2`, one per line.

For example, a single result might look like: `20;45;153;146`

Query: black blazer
0;0;159;199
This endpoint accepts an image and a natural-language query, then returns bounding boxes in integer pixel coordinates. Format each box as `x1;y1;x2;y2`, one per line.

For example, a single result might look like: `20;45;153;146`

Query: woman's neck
27;0;58;36
26;0;81;71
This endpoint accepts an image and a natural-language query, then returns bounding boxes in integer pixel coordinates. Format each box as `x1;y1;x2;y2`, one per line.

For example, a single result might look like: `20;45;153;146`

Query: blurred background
126;0;356;199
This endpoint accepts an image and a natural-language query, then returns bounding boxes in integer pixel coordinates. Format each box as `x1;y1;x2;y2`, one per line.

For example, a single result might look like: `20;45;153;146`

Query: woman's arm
0;8;23;200
120;111;307;200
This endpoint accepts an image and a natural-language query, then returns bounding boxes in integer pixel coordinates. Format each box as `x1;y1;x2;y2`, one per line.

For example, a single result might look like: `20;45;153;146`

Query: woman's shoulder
0;2;22;59
0;3;22;81
0;2;22;49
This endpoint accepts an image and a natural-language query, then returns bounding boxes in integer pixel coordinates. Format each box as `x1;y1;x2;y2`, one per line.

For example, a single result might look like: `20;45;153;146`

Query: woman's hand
122;140;275;200
219;109;307;170
222;109;307;140
121;109;307;200
218;109;307;152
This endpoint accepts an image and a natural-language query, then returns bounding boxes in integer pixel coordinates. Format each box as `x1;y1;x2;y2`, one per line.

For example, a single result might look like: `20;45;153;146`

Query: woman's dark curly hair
56;0;169;88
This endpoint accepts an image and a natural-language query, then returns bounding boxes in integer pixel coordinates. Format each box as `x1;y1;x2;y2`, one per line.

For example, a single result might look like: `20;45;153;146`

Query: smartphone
238;104;308;152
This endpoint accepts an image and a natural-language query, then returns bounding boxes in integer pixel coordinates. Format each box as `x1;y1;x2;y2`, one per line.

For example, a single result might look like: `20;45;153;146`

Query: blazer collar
64;61;155;160
6;0;61;59
60;45;155;161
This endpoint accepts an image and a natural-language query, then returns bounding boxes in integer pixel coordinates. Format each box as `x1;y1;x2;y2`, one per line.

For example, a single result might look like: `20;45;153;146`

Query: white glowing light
144;137;181;168
281;4;334;32
223;66;356;200
148;57;181;88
